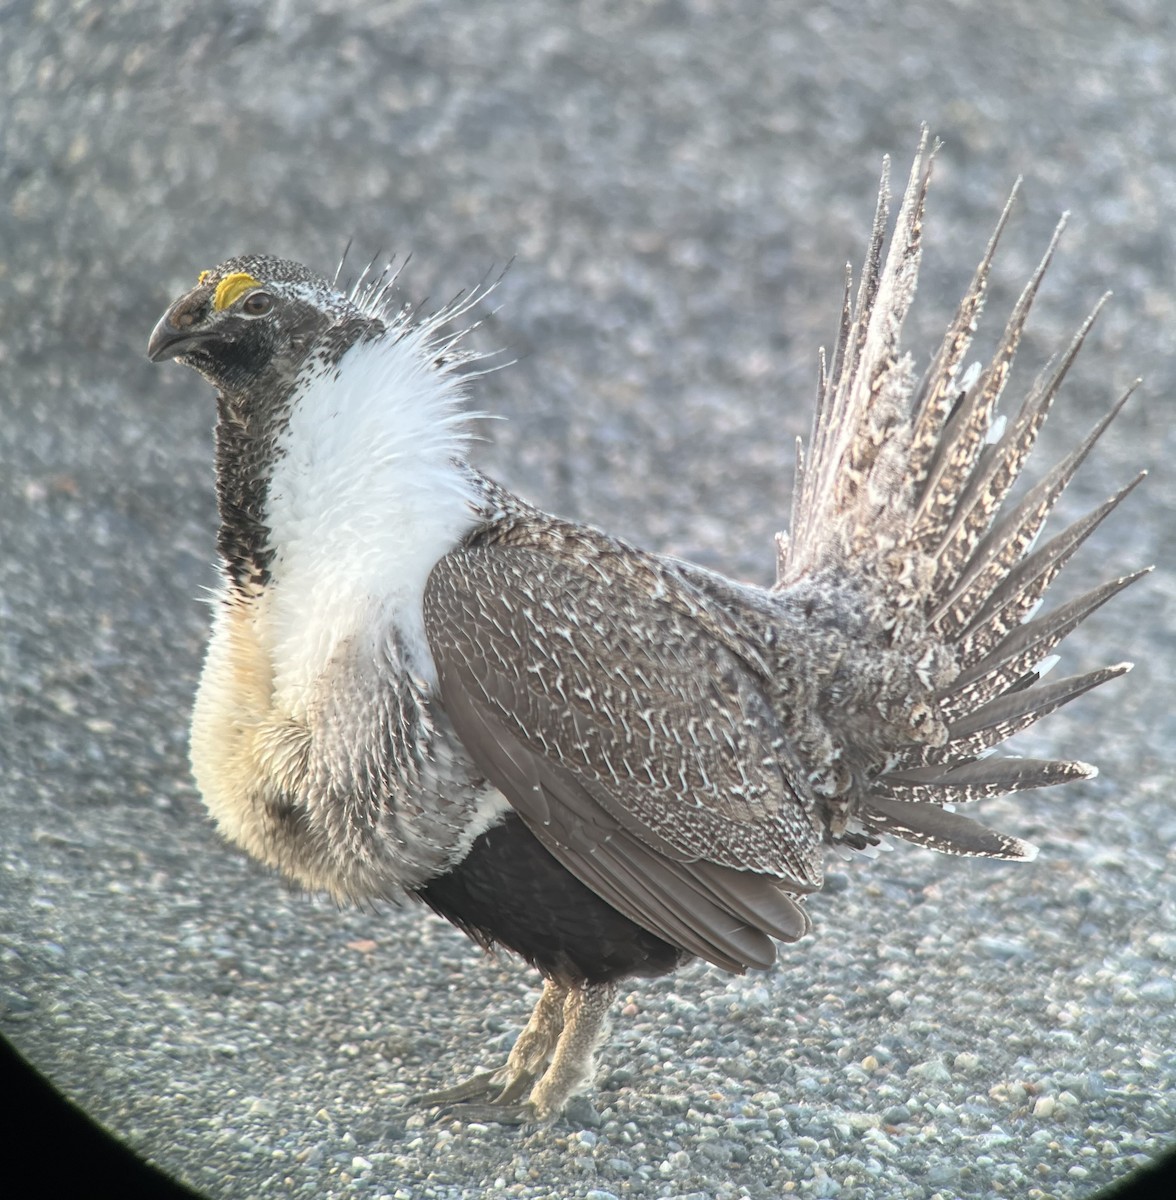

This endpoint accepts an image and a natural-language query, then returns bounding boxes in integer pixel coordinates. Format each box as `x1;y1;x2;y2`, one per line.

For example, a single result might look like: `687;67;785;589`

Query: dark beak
147;309;212;361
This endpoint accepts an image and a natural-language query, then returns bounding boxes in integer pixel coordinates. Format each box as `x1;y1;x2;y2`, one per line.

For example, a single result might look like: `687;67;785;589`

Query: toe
414;1070;506;1108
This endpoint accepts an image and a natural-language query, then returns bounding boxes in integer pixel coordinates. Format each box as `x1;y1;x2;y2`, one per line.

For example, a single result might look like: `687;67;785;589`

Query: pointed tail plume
774;129;1148;861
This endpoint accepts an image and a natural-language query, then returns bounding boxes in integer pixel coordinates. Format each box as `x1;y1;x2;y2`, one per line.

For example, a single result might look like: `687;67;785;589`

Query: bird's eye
241;291;274;316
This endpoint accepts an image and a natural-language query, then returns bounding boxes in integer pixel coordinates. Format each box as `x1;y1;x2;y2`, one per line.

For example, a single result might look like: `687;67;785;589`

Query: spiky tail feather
776;129;1147;862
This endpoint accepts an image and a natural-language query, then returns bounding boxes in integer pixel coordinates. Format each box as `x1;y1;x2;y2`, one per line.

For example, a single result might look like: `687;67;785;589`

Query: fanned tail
775;130;1147;862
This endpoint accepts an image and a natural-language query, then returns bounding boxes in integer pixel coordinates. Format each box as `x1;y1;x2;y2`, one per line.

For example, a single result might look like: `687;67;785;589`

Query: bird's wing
423;536;820;971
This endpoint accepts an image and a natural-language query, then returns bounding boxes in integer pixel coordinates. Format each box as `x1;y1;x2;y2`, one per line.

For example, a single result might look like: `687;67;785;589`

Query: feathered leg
417;979;617;1124
417;977;568;1112
528;982;618;1120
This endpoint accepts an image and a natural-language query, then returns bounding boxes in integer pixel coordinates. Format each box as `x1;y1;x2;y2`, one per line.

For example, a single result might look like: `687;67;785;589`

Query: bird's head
147;255;376;395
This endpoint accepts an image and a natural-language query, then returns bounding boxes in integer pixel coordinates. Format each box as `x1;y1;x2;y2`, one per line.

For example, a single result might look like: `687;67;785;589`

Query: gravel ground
2;1;1175;1197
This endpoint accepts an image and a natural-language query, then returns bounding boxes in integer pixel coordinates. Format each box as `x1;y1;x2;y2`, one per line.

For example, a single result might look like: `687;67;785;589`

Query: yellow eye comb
211;272;262;311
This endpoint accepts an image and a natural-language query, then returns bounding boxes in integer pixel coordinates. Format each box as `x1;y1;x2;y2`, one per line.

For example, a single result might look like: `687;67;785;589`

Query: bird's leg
416;978;568;1109
526;980;617;1121
418;980;618;1125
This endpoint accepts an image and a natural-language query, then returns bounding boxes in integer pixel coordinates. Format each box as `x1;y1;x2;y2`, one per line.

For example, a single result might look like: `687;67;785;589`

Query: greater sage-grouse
149;136;1145;1123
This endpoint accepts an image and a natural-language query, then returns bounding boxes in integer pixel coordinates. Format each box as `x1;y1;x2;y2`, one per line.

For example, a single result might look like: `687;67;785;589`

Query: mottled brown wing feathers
423;539;818;971
432;628;803;970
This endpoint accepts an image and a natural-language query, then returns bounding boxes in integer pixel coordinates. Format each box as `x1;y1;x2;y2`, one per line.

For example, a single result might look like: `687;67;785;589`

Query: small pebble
909;1059;951;1084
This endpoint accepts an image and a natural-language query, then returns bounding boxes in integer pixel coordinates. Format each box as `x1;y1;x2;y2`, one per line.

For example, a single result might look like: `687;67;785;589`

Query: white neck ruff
259;328;479;709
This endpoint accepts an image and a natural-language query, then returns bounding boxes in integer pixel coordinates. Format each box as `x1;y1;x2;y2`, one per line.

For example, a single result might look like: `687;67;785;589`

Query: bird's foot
417;979;617;1128
426;1099;542;1127
417;979;569;1117
416;1064;560;1127
415;1064;537;1111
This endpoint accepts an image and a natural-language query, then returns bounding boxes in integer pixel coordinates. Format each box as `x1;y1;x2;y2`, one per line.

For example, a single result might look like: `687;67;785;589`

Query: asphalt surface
2;2;1174;1198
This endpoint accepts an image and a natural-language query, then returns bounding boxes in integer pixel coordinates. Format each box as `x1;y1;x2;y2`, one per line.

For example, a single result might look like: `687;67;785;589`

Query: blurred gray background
2;2;1173;1198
